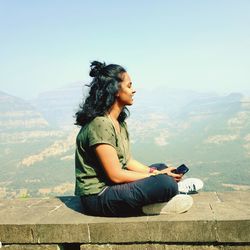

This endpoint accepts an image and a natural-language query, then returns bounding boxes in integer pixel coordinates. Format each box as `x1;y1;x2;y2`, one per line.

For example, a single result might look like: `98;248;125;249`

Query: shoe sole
142;194;193;215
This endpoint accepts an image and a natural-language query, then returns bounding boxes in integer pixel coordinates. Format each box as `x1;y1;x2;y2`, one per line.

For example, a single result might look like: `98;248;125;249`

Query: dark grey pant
81;163;178;217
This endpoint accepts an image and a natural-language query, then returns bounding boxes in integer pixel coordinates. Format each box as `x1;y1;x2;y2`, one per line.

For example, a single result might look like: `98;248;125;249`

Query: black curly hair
75;61;130;126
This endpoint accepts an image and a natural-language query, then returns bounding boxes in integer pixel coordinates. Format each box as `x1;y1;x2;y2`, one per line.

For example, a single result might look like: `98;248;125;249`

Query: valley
1;87;249;198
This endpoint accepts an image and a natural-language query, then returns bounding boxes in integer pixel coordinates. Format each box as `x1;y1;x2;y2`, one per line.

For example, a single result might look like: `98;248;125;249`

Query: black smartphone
173;164;189;175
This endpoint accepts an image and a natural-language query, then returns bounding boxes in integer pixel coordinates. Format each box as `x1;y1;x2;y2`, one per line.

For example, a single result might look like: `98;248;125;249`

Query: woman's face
116;72;136;106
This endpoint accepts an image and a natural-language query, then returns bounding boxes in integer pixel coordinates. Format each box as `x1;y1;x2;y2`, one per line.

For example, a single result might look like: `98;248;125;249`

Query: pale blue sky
0;0;249;99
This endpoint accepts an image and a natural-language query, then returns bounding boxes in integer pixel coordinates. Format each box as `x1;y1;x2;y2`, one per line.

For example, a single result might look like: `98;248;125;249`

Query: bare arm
126;158;150;173
94;144;155;183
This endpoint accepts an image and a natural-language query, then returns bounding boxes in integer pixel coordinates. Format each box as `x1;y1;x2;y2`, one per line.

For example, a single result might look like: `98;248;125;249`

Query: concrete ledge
0;192;249;247
79;245;250;250
0;244;60;250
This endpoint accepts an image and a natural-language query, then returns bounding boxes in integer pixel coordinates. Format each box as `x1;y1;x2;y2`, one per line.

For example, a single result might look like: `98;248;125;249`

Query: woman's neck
108;102;123;121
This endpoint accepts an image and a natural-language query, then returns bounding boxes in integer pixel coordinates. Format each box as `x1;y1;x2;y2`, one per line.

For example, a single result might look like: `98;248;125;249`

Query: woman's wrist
149;167;161;175
149;167;157;173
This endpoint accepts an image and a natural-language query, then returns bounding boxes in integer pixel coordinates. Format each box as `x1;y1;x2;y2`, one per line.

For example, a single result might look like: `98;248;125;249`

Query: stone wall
0;192;249;250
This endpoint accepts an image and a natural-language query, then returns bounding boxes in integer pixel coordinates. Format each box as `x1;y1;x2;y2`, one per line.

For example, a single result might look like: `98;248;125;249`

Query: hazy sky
0;0;249;99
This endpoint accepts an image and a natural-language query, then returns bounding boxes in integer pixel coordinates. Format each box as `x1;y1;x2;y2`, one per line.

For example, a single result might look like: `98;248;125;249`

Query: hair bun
89;61;106;77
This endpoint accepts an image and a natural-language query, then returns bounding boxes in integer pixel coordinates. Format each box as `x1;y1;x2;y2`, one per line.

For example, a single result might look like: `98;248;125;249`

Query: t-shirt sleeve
88;117;116;148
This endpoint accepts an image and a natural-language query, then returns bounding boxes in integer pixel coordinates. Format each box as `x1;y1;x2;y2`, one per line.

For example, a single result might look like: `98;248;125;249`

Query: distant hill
0;86;250;198
31;82;87;127
0;91;49;132
129;91;250;192
0;91;77;198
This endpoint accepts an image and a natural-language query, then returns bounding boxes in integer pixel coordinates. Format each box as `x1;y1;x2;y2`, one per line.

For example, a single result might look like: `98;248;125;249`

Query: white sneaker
178;178;204;194
142;194;193;215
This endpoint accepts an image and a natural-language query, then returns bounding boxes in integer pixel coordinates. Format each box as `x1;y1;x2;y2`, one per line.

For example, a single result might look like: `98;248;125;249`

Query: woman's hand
159;167;183;182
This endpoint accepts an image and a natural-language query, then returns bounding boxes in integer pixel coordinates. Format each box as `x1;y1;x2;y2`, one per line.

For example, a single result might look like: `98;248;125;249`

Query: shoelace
182;184;196;193
186;184;196;192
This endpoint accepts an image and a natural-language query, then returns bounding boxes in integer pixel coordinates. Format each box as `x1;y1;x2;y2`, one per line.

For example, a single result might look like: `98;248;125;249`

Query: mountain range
0;85;250;198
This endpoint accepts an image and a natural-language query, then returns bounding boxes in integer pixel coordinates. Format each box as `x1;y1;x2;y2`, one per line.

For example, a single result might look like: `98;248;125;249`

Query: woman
75;61;195;217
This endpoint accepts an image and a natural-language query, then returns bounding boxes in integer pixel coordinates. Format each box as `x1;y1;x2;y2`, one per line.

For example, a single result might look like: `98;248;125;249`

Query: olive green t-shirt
75;116;131;196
